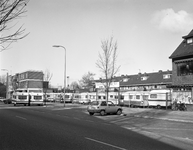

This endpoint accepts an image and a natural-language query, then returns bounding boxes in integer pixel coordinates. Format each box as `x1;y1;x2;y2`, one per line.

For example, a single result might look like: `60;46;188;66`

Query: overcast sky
1;0;193;87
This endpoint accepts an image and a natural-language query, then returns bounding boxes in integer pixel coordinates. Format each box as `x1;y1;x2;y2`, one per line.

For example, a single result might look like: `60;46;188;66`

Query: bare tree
44;69;53;82
43;69;53;105
0;0;29;51
0;74;6;84
96;36;120;102
79;72;95;88
70;81;80;90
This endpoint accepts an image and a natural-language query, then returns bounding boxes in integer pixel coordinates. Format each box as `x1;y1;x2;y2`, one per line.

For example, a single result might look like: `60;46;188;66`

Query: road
0;103;189;150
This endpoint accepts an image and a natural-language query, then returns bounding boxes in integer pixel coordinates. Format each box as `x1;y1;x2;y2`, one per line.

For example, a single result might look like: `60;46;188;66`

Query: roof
118;70;172;87
169;29;193;59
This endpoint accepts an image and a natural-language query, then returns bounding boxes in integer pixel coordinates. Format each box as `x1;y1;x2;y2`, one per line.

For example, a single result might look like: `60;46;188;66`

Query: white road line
85;120;94;123
16;116;27;120
73;117;80;120
85;137;127;150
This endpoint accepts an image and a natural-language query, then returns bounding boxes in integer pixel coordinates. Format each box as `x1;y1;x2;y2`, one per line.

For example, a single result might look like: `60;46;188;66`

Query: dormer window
141;76;148;81
163;74;171;79
187;38;193;44
123;78;129;82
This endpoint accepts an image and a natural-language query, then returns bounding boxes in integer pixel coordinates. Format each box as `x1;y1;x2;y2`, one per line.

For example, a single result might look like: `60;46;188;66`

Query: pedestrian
28;94;31;106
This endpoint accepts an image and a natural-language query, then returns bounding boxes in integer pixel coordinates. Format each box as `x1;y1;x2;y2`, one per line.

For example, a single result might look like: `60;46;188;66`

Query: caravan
148;90;172;108
122;91;149;107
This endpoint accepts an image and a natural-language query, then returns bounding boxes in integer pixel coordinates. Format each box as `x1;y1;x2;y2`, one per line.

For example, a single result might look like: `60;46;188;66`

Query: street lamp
1;69;9;99
53;45;66;107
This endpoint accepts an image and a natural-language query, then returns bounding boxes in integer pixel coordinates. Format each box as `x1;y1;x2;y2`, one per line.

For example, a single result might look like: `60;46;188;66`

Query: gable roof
118;70;172;87
169;29;193;59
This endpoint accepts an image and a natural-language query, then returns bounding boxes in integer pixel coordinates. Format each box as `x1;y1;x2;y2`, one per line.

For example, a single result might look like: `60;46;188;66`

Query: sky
1;0;193;87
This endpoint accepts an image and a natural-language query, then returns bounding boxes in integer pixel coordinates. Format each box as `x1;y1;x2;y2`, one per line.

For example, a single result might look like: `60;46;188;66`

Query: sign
109;82;120;88
95;82;105;89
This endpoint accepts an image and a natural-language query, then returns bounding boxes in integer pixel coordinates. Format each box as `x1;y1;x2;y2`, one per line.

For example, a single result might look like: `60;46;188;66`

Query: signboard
95;82;105;89
109;82;120;88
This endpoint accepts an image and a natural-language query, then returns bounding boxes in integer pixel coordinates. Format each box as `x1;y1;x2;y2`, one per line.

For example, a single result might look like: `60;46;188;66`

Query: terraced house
169;29;193;105
119;70;172;92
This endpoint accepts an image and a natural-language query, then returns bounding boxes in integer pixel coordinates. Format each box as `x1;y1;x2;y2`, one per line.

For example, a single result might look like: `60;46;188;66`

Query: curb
124;114;193;123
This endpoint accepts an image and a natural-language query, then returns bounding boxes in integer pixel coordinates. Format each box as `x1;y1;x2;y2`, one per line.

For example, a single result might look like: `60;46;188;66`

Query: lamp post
1;69;9;99
53;45;66;107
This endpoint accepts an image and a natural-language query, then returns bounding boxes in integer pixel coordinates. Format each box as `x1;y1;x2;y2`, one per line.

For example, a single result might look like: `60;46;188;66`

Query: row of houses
3;29;193;105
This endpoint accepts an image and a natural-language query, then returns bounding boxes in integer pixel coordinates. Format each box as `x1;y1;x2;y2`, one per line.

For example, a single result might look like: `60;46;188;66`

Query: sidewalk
45;102;193;123
122;107;193;123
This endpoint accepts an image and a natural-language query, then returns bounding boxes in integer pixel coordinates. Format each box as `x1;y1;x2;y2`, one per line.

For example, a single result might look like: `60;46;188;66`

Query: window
141;76;148;81
163;74;171;79
34;96;42;100
18;95;27;100
108;101;114;106
13;95;17;99
187;38;193;44
101;101;107;106
143;95;149;100
123;78;129;82
91;101;99;105
129;95;133;99
136;95;140;99
150;94;157;98
176;61;193;76
29;90;42;93
65;95;70;98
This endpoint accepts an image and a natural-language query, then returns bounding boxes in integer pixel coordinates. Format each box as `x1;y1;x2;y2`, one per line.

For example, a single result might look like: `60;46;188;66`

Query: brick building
169;29;193;104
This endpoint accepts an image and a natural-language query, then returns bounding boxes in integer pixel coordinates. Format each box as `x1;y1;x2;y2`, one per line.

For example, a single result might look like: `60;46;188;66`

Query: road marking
52;108;72;110
85;120;94;123
73;117;80;120
85;137;127;150
16;116;27;120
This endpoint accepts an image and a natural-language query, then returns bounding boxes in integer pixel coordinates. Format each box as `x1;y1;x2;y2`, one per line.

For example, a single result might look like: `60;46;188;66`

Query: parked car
72;99;80;104
87;101;122;116
79;99;91;105
0;97;5;102
3;99;12;104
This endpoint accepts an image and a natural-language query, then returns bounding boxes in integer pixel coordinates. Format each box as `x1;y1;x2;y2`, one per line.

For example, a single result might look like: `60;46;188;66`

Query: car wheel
116;109;122;115
89;112;94;116
100;110;105;116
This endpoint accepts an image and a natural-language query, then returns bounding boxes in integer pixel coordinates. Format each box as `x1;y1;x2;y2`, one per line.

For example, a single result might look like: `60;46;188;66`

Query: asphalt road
0;104;186;150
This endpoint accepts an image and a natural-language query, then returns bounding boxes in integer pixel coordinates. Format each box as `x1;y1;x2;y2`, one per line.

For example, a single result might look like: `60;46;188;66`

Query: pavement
121;107;193;123
45;102;193;123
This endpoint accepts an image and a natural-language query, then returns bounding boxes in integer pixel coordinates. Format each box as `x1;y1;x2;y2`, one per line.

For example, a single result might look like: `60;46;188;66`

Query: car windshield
90;101;99;105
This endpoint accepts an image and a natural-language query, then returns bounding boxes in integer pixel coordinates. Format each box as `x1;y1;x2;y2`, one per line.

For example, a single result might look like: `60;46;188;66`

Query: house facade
119;70;172;92
169;29;193;104
93;70;172;93
11;70;44;93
